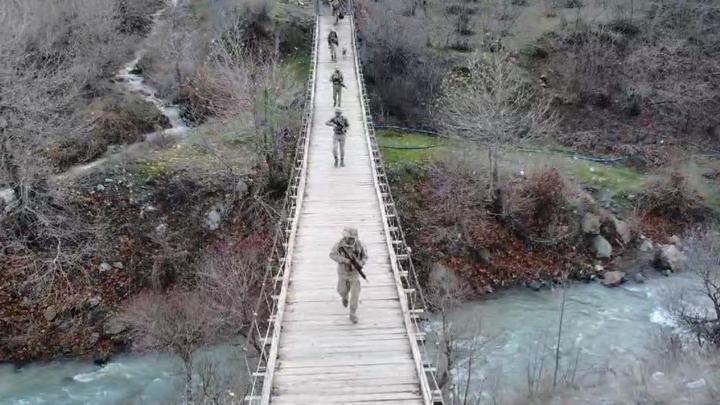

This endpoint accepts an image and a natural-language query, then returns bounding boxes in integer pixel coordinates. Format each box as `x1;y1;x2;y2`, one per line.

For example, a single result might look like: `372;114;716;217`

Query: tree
667;230;720;347
0;0;120;291
197;239;265;336
425;267;482;403
121;290;227;403
437;51;557;199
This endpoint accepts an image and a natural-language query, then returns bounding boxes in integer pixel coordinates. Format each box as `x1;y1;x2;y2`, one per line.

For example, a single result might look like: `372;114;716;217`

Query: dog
342;47;347;59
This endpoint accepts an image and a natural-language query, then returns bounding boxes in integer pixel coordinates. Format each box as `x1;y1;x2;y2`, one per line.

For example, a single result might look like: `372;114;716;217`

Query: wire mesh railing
350;13;445;405
242;13;319;405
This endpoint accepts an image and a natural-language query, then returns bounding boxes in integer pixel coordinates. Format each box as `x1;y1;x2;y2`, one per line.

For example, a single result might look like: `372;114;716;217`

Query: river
0;344;247;405
440;273;701;400
2;273;698;404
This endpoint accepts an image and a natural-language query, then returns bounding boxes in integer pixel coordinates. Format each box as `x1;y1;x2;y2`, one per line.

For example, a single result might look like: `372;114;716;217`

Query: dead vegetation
637;170;711;224
121;289;228;402
532;0;720;161
393;159;590;292
438;49;558;194
1;0;308;362
502;168;583;247
666;230;720;348
355;0;443;125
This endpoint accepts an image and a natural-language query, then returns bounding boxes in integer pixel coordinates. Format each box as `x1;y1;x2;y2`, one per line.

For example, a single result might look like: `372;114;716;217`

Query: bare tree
667;230;720;347
437;50;558;198
425;267;480;403
122;290;228;403
0;0;122;292
197;241;265;336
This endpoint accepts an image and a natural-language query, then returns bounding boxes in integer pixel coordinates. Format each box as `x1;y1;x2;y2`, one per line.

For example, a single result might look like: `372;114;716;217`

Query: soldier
328;29;339;62
330;67;346;107
329;227;368;324
325;109;349;167
331;0;342;25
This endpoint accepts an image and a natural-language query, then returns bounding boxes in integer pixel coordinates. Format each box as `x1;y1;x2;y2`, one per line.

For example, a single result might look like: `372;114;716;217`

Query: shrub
637;171;710;223
502;168;582;246
606;18;641;37
47;96;170;169
448;40;473;52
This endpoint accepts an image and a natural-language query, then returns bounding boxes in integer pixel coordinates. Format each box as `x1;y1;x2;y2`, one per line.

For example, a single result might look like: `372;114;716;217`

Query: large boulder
592;235;613;258
601;271;626;287
582;213;601;235
653;244;687;272
527;281;542;291
0;188;18;213
599;214;632;245
44;306;58;322
206;209;222;231
103;316;129;338
612;218;632;245
206;202;229;231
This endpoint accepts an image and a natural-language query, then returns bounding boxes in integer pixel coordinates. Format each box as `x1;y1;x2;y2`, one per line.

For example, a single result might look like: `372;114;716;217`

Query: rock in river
653;244;687;272
601;271;625;287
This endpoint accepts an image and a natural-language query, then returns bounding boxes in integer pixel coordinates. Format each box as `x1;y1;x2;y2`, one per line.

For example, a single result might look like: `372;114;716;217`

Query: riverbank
379;130;720;294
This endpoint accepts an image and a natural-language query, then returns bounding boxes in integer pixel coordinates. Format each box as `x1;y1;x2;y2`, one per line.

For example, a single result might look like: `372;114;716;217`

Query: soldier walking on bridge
330;227;368;324
328;29;339;62
330;67;346;107
325;109;349;167
331;0;343;25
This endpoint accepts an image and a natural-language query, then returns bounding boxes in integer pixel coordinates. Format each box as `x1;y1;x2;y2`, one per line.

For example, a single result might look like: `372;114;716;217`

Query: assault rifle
339;245;368;281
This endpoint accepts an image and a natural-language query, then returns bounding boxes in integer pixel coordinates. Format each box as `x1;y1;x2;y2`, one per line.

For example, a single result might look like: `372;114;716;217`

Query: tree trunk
491;144;499;189
487;146;493;192
488;144;502;213
553;287;567;388
184;358;193;404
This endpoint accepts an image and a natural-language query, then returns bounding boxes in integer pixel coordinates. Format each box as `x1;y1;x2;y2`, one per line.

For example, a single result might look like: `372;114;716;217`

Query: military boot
340;159;345;167
349;313;358;324
334;156;338;167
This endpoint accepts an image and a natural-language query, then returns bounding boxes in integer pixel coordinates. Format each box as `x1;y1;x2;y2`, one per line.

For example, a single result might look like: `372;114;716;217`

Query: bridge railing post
350;14;446;405
243;12;320;404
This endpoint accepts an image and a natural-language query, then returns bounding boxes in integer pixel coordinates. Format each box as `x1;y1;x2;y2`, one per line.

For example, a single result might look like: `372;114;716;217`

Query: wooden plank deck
266;15;425;404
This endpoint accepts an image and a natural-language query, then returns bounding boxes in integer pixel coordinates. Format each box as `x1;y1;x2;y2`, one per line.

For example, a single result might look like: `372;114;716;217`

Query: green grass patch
128;118;259;181
377;130;447;185
285;52;312;81
573;162;644;198
377;130;446;166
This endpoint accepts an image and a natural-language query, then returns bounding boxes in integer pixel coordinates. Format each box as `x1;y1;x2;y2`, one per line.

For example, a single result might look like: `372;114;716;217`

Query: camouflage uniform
330;69;345;107
325;110;349;167
329;227;368;323
328;30;339;62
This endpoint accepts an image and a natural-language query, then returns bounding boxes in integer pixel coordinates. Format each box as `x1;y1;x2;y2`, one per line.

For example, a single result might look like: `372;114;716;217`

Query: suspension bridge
244;7;443;404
